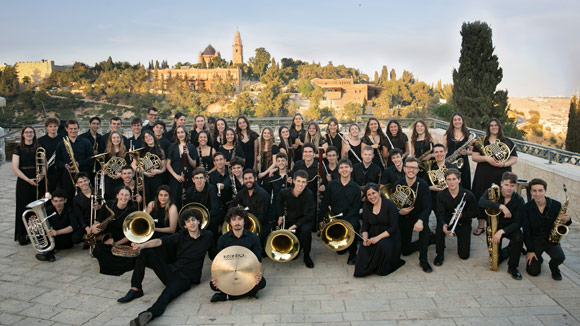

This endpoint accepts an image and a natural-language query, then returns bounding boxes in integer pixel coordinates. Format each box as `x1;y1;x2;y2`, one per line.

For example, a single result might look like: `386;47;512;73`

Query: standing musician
217;128;245;165
382;148;404;186
185;168;222;241
522;179;571;280
289;113;306;163
230;157;246;194
128;118;144;150
257;127;275;173
410;119;436;181
34;189;76;262
72;173;97;247
259;152;290;224
395;157;433;273
355;183;405;277
342;124;363;165
142;107;159;133
352;145;381;188
208;152;232;220
190;114;209;148
320;158;362;265
472;118;518;236
305;121;328;153
121;209;215;326
212;118;228;149
164;112;186;140
361;117;389;169
324;146;340;181
55;119;93;203
385;120;409;166
229;169;270;244
152;120;171;154
478;172;525;280
426;144;455;209
166;125;197;210
291;142;327;224
91;186;137;276
12;126;41;245
132;130;166;203
443;112;473;191
434;169;477;266
99;116;129;152
102;131;130;201
79;116;102;156
276;170;316;268
236;116;259;170
325;117;343;158
197;131;215;172
210;206;266;302
275;126;294;168
38;117;63;194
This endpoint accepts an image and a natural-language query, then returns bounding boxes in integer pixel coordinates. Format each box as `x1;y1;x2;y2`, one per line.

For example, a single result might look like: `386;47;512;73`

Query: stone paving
0;162;579;326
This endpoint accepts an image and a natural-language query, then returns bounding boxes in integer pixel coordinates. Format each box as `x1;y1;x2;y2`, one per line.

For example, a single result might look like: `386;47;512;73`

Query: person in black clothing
361;117;389;169
291;142;327;228
355;183;405;277
229;169;270;243
478;172;525;280
395;157;433;273
79;116;102;155
324;146;340;181
34;189;75;262
185;168;222;242
72;173;96;247
382;148;404;186
208;152;232;210
427;144;456;211
133;130;167;203
116;166;142;209
142;107;159;133
434;168;477;266
443;112;473;191
153;120;171;153
385;119;409;165
210;206;266;302
55;120;93;204
522;179;571;281
99;116;130;152
230;157;246;195
276;170;316;268
164;112;186;141
121;209;216;326
38;117;63;194
320;158;362;265
166;125;197;210
260;152;291;225
128;117;144;150
352;145;381;188
324;117;343;159
289;113;306;163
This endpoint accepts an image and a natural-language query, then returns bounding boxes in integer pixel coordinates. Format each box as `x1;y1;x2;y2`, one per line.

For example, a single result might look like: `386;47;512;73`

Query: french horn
391;184;416;210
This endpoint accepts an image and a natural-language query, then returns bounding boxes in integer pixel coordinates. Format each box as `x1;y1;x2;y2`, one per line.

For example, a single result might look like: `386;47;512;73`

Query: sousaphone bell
265;217;300;262
321;211;356;251
179;202;210;230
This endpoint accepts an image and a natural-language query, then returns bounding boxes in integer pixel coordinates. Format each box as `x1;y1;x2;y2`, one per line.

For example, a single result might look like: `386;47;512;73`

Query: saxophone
83;204;116;246
486;184;501;271
445;133;480;169
548;184;569;244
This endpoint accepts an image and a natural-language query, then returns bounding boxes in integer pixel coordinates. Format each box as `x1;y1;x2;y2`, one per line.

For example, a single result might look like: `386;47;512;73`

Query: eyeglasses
404;166;419;170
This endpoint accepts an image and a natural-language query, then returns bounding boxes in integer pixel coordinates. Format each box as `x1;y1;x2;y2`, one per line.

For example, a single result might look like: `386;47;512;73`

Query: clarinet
229;165;238;196
182;144;188;203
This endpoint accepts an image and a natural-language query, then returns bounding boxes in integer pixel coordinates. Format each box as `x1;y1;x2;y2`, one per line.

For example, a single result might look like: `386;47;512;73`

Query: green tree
298;79;314;97
380;65;389;84
0;66;20;97
389;68;396;82
374;71;379;84
343;102;362;122
248;48;271;79
566;95;580;152
210;74;236;103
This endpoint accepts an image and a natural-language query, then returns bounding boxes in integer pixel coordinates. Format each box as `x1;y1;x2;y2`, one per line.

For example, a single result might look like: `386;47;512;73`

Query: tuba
265;216;300;263
103;156;127;179
179;202;210;230
221;207;261;236
548;184;569;244
22;198;55;253
320;211;356;251
486;184;501;271
35;147;50;200
391;184;417;210
112;211;155;257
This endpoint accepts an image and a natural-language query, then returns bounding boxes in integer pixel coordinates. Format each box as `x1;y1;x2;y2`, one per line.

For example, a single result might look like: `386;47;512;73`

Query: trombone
320;211;365;251
265;215;300;263
35;147;50;200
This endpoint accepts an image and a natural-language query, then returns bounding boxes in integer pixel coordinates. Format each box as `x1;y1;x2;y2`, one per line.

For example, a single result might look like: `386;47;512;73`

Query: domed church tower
232;30;243;65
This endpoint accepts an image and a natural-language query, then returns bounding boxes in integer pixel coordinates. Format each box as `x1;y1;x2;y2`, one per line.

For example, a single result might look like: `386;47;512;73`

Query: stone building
232;30;243;65
311;78;382;110
151;67;241;91
0;60;67;85
198;45;221;66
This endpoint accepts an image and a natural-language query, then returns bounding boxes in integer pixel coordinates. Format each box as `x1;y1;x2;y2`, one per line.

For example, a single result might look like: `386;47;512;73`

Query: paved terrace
0;162;579;326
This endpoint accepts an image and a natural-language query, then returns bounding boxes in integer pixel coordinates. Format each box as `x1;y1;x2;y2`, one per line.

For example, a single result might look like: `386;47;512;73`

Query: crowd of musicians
12;109;572;326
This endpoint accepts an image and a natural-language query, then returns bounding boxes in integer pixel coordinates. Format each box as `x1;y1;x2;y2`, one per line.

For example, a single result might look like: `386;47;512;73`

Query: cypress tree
451;21;508;130
566;96;580;153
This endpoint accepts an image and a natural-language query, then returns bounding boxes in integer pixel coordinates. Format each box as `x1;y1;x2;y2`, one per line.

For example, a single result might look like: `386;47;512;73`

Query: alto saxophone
548;184;569;244
486;184;501;271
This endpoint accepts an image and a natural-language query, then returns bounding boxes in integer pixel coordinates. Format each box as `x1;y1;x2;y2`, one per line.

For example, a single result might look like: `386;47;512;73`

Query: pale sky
1;0;578;97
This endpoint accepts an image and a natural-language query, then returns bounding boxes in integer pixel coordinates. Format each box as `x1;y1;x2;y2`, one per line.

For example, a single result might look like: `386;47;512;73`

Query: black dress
414;139;433;182
354;199;405;277
289;128;306;162
150;205;177;263
386;133;408;167
346;140;362;164
197;146;215;172
14;144;37;241
103;152;130;201
446;136;471;190
218;144;245;164
166;143;197;210
362;135;387;169
325;133;343;156
141;147;165;203
239;133;258;169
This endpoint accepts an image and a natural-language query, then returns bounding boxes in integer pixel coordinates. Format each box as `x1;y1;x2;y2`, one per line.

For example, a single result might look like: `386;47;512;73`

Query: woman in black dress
103;131;129;201
190;114;208;148
91;186;137;276
305;121;327;151
355;183;405;277
236;116;258;170
361;118;389;169
196;131;215;172
289;113;306;163
275;126;295;169
410;120;438;180
471;118;518;235
146;185;179;237
165;126;197;210
212;118;228;150
218;127;245;165
12;126;39;245
442;112;473;191
385;119;409;167
132;130;166;203
324;117;343;158
257;127;274;173
342;124;363;165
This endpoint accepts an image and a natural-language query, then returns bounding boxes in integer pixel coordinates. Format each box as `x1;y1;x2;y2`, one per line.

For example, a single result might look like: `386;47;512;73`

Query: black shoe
18;235;29;246
433;254;444;267
82;243;90;250
304;255;314;268
35;253;49;261
551;267;563;281
48;253;56;262
508;267;522;280
249;291;260;299
347;254;357;265
130;312;152;326
118;289;144;303
210;292;228;303
421;260;433;273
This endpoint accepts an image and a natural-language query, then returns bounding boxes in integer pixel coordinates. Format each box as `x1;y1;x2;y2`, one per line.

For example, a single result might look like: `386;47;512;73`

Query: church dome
202;44;216;55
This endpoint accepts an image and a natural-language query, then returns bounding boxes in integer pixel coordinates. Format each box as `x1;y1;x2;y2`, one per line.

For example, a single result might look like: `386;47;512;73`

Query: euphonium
35;147;50;199
111;211;155;257
179;202;210;230
548;184;569;244
265;216;300;263
22;198;55;253
486;184;501;271
221;207;261;236
321;210;356;251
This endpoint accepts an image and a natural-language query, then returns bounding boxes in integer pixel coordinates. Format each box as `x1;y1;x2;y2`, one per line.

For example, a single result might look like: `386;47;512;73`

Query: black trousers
344;216;360;257
498;229;523;269
296;222;313;257
400;217;429;261
526;239;566;276
132;248;193;319
210;277;266;300
435;221;471;259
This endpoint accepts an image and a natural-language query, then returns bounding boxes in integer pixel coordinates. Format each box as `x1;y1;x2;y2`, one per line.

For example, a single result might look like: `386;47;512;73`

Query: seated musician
522;178;572;280
120;209;216;326
478;172;525;280
146;185;178;237
210;206;266;302
228;169;270;244
382;148;404;186
116;166;142;209
36;189;75;262
352;145;381;187
434;168;477;266
208;152;231;214
72;173;96;248
395;157;433;273
185;168;222;241
320;158;362;265
276;170;316;268
355;183;405;277
91;186;137;276
428;144;456;210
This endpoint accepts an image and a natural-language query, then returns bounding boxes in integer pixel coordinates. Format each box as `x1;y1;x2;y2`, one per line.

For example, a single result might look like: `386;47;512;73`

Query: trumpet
448;193;466;237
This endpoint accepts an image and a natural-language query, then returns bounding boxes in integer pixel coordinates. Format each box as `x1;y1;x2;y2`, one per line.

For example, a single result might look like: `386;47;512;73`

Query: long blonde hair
106;131;126;158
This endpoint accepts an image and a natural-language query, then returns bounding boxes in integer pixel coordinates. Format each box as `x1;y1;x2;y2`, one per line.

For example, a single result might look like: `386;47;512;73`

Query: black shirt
277;187;315;227
478;189;525;234
47;205;75;231
73;192;93;229
217;229;262;262
352;162;381;188
383;165;404;186
79;131;102;153
320;178;362;222
97;201;136;241
162;229;215;283
522;197;571;252
185;183;222;222
127;134;143;150
55;136;93;173
292;159;327;195
38;134;63;164
393;177;431;223
229;185;270;224
436;188;477;226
